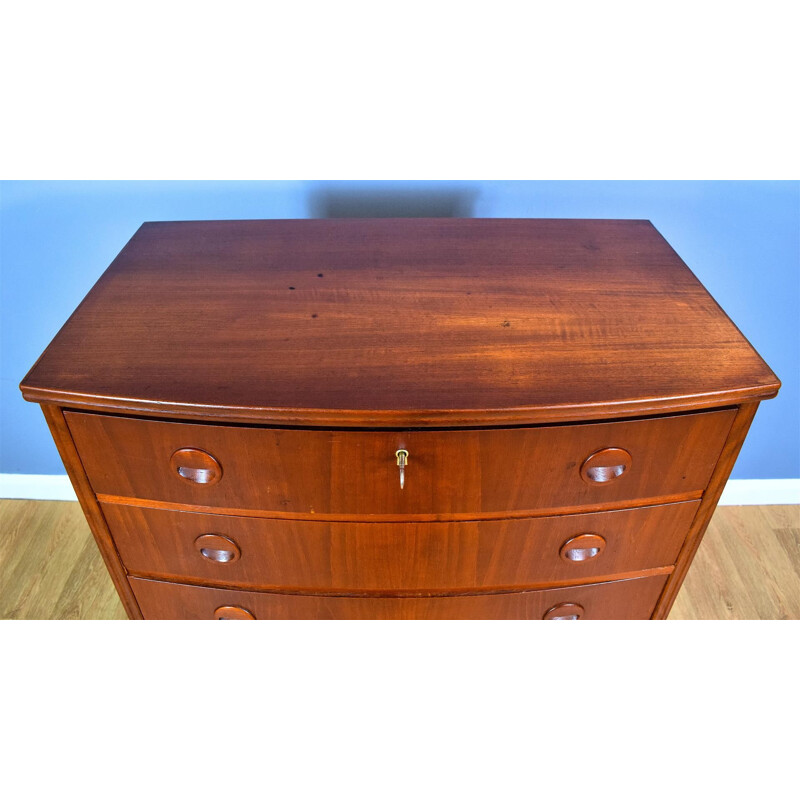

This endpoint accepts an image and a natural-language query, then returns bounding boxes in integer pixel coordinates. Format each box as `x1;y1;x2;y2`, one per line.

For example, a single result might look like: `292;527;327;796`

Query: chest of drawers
20;218;780;619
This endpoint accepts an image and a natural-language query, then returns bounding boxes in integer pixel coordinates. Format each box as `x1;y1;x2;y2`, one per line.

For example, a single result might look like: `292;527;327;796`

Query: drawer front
67;409;734;516
130;574;669;619
104;500;698;592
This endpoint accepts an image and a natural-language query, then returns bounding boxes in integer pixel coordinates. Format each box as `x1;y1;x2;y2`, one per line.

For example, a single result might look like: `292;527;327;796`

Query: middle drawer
102;500;698;592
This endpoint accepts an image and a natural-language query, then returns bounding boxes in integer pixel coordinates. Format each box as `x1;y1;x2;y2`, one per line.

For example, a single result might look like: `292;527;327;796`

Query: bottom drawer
129;574;669;620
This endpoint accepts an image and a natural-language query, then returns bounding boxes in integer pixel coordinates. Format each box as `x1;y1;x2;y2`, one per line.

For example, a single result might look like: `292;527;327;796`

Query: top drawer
65;409;734;517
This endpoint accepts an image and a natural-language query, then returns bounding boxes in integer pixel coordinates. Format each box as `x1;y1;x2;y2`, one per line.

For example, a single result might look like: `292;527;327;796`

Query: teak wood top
21;219;779;426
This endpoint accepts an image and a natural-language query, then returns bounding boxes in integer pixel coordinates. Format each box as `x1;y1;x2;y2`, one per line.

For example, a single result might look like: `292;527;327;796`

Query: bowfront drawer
129;574;669;619
67;409;734;516
103;500;697;592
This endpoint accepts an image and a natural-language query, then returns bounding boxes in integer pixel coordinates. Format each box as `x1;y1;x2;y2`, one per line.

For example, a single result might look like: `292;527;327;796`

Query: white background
1;2;798;798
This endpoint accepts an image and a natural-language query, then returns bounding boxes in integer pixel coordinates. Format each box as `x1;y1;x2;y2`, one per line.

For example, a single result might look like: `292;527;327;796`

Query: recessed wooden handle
543;602;585;620
170;448;222;485
195;534;241;564
580;447;632;484
214;605;255;620
560;533;607;562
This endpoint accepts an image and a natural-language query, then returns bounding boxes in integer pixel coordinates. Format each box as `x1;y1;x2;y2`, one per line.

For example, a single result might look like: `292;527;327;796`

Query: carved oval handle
560;533;607;563
170;448;222;485
214;605;255;620
580;447;632;484
543;602;585;620
195;534;241;564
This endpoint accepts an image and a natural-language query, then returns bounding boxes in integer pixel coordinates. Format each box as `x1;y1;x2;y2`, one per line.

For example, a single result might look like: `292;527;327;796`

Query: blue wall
1;181;797;479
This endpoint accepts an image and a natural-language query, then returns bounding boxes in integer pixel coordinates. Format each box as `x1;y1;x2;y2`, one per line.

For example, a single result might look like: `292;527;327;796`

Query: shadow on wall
308;187;478;218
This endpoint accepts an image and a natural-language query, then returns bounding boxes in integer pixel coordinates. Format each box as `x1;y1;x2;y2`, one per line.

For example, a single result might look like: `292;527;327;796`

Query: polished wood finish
100;500;695;592
581;448;632;484
20;220;779;428
194;534;241;564
560;533;607;562
214;605;255;620
39;406;143;619
543;603;585;620
5;500;794;620
652;402;760;618
66;409;733;517
93;492;705;523
19;219;780;619
170;448;222;486
129;574;669;620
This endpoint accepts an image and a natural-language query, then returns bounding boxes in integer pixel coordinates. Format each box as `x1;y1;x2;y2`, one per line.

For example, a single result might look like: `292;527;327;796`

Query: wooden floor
670;504;799;620
0;499;797;619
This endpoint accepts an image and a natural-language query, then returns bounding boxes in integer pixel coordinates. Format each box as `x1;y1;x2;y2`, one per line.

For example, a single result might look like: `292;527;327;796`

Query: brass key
395;449;409;489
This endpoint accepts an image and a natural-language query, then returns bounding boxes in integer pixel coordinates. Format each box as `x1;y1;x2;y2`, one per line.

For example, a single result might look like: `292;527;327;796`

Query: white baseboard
0;474;78;501
1;473;798;505
717;479;799;506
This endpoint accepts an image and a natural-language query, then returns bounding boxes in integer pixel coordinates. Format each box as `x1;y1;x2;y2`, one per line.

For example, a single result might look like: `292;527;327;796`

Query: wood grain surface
20;219;780;427
652;402;758;618
0;500;128;620
128;574;670;619
65;409;734;517
101;500;696;592
3;500;795;619
41;405;142;618
670;505;800;620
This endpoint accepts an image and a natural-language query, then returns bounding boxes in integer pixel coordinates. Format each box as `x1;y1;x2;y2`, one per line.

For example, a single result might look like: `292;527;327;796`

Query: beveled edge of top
20;381;780;428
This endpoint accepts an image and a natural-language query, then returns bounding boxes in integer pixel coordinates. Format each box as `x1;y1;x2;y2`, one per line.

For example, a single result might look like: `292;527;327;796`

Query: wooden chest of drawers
20;219;780;619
